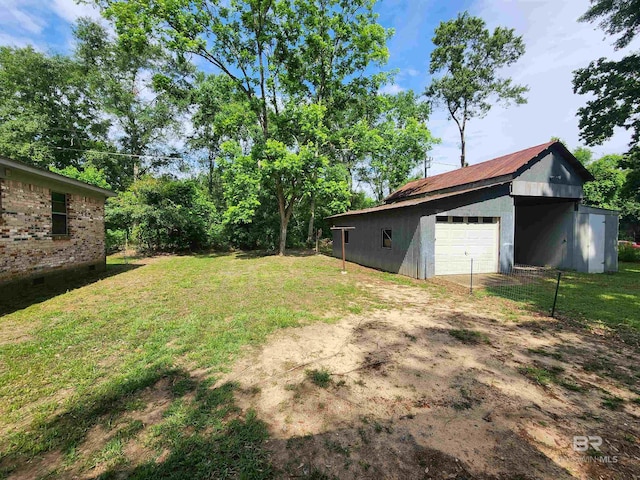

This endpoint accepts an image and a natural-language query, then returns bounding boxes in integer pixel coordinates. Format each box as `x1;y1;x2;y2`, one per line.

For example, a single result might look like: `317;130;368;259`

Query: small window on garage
51;192;68;235
482;217;497;223
344;230;350;244
436;216;448;223
451;216;464;223
382;229;392;249
467;216;479;223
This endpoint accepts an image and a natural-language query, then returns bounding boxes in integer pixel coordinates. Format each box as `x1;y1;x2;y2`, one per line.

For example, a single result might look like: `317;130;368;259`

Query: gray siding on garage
331;208;422;278
516;151;584;186
512;151;584;199
418;185;515;277
332;185;514;279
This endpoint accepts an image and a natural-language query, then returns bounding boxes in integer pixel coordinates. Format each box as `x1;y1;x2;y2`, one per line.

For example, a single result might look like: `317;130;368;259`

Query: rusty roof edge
384;174;515;204
383;141;558;202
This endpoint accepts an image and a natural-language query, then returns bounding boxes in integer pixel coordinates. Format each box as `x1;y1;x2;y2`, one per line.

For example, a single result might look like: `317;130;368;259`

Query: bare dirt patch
223;276;640;479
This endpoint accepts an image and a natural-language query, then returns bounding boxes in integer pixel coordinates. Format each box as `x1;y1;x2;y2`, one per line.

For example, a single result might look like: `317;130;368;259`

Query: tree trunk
208;149;214;196
306;194;316;245
276;180;292;256
279;216;289;256
459;127;467;168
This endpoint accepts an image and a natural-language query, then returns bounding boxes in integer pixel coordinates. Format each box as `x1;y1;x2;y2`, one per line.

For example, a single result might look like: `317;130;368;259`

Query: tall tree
96;0;392;254
357;91;437;201
188;73;257;196
276;0;392;243
74;18;188;188
0;46;109;169
573;0;640;239
573;0;640;152
426;12;528;167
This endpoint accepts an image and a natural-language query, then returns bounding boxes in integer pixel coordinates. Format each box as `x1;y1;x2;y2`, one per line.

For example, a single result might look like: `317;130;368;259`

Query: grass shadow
0;365;272;479
0;263;142;317
235;249;318;260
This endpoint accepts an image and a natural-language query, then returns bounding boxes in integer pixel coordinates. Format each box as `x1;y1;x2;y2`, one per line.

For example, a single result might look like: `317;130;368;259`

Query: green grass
518;364;586;392
0;252;384;478
485;263;640;334
306;368;332;388
601;395;625;411
448;328;490;345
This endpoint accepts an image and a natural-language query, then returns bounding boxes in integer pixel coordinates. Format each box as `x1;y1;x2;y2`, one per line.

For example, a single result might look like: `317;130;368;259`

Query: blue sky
0;0;636;178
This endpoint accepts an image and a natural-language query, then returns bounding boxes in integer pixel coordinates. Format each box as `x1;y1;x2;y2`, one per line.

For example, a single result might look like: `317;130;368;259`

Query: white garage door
435;217;500;275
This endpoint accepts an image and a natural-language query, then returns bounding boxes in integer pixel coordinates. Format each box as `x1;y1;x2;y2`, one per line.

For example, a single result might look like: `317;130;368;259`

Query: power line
51;146;184;162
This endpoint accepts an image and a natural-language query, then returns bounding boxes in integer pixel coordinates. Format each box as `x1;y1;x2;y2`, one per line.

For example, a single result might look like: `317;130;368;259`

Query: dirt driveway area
224;277;640;479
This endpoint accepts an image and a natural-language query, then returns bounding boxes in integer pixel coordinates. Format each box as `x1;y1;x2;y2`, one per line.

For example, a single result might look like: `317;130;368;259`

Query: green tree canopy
426;12;528;167
74;18;190;188
0;46;110;169
95;0;393;254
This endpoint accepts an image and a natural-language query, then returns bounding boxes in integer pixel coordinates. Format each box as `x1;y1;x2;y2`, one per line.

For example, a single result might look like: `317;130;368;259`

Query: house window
51;192;68;235
436;216;448;223
467;216;479;223
382;229;392;249
451;216;464;223
344;230;350;244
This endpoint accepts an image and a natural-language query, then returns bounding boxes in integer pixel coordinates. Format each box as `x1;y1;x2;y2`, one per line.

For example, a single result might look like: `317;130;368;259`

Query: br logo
573;436;602;452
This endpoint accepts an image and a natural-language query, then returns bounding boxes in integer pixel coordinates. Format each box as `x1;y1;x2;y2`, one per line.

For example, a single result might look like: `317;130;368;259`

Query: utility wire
51;146;184;162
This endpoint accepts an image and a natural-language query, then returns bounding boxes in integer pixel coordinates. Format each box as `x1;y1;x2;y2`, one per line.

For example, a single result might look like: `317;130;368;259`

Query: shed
0;156;115;288
329;141;618;278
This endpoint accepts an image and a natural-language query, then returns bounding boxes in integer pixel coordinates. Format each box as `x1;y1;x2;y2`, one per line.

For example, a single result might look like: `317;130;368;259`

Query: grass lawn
0;252;382;479
484;261;640;333
0;253;637;478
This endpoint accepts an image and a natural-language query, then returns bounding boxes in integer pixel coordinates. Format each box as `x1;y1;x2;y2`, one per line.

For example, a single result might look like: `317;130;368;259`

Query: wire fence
462;262;563;317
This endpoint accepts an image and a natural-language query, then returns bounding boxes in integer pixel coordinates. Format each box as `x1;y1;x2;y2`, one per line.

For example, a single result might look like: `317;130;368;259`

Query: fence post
470;258;473;295
551;271;562;317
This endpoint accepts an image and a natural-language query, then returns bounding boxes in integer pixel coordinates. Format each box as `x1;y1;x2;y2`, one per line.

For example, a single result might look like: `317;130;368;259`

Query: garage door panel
435;221;499;275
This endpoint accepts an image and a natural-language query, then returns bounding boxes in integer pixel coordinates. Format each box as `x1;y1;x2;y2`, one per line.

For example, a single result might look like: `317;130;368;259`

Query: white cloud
379;83;405;95
428;0;639;169
0;1;46;34
50;0;102;23
0;0;105;52
0;32;41;49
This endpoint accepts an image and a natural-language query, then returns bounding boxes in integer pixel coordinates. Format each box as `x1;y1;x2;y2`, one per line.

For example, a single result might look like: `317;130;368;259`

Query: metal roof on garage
384;141;593;203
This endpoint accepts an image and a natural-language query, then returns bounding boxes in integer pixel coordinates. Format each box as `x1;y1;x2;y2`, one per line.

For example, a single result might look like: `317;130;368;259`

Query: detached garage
329;141;618;278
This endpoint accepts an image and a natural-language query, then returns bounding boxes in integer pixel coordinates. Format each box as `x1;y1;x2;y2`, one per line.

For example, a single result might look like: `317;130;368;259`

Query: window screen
382;229;392;249
51;192;68;235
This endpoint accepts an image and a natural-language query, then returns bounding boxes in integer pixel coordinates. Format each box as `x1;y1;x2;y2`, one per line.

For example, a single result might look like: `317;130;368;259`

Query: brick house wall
0;177;107;284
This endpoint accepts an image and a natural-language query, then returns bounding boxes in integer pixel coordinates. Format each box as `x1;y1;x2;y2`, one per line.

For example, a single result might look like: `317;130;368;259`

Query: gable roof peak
385;141;591;203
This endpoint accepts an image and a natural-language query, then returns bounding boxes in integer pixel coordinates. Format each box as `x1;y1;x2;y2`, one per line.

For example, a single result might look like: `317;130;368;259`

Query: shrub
106;177;222;253
618;243;640;262
105;229;126;254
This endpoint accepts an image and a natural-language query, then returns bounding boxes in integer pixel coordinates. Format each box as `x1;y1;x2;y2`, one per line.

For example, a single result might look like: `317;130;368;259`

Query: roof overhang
327;183;507;219
0;156;116;197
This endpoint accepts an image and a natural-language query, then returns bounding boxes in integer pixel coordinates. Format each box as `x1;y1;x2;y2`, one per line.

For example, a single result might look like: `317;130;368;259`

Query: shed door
435;218;499;275
588;214;605;273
